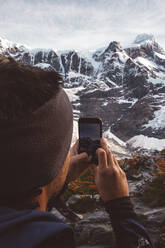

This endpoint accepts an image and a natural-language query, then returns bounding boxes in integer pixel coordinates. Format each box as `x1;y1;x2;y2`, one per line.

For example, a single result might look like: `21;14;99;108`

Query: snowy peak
0;36;28;53
105;41;122;53
134;33;155;44
125;34;165;61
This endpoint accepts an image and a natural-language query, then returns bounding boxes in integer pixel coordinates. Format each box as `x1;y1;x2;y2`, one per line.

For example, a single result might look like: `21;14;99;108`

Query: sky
0;0;165;51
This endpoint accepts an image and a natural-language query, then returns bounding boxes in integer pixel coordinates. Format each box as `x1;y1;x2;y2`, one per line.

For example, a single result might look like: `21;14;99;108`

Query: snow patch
78;49;101;71
67;71;89;79
155;52;165;60
127;135;165;151
144;106;165;130
64;86;84;102
106;78;119;88
149;77;165;85
95;80;110;91
117;97;138;106
102;102;108;106
104;129;126;147
116;51;129;64
0;36;29;52
34;63;52;70
135;57;155;70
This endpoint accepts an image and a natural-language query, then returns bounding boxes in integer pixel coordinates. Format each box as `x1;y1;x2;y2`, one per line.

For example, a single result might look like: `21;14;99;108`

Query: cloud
0;0;165;50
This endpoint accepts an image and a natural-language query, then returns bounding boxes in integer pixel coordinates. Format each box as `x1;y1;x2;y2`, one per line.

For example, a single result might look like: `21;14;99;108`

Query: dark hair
0;55;63;120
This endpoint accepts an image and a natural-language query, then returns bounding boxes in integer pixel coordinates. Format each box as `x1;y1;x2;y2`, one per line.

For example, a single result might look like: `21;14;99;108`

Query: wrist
100;193;129;203
104;196;137;222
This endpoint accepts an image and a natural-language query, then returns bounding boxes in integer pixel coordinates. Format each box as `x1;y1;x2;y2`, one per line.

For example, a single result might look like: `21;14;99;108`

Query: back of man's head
0;55;73;205
0;54;62;120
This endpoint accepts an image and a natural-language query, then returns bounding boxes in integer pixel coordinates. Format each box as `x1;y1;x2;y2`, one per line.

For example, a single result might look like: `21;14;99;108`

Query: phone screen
78;118;102;164
79;123;101;140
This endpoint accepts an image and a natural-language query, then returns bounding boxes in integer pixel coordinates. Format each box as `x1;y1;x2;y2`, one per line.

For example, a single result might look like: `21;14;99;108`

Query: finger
100;138;109;152
74;139;79;150
111;153;121;170
108;150;116;169
77;152;92;163
101;139;119;168
70;140;79;156
113;154;120;168
72;152;89;163
96;148;108;170
93;165;99;178
100;138;108;147
100;139;114;167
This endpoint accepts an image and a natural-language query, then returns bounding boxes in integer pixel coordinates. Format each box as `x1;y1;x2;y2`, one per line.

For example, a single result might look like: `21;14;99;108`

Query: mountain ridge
1;34;165;145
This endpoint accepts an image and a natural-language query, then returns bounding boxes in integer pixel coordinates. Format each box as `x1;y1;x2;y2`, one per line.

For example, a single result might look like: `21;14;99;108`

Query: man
0;54;153;247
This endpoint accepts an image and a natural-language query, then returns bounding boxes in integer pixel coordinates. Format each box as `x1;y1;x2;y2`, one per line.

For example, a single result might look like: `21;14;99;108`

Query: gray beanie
0;88;73;199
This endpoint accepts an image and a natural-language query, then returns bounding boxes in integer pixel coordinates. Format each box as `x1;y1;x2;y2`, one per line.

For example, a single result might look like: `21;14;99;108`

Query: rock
64;73;91;88
128;180;146;197
66;194;102;214
128;195;165;247
20;52;32;65
99;41;122;60
95;43;125;86
123;58;150;99
126;35;165;59
139;207;165;247
120;155;158;198
111;95;161;141
79;91;130;133
66;194;83;206
61;51;94;76
125;156;157;179
74;210;115;246
51;207;67;222
33;50;61;72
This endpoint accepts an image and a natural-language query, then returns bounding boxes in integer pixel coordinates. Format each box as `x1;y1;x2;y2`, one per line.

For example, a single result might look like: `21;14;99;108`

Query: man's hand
66;140;91;183
93;138;129;202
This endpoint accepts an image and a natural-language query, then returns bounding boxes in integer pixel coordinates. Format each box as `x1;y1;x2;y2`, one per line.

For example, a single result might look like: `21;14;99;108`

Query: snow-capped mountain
0;34;165;148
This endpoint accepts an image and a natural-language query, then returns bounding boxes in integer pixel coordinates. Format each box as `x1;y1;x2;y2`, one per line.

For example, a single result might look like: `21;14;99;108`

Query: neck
33;187;48;211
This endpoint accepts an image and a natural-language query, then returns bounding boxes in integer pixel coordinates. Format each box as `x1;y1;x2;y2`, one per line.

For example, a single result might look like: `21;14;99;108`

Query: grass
62;167;97;201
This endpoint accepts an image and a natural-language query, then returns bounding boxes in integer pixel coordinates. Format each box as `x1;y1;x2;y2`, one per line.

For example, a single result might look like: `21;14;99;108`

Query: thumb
76;152;89;161
71;152;89;163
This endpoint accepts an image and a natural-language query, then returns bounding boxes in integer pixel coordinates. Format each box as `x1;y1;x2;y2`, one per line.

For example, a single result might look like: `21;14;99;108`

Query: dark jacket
0;197;153;248
0;207;74;248
105;197;153;248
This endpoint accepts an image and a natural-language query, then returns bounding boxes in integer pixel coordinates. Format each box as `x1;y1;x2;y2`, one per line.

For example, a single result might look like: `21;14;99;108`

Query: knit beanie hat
0;88;73;199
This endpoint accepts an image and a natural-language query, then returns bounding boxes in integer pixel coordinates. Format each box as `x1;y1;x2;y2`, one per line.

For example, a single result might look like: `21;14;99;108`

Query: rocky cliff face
1;34;165;142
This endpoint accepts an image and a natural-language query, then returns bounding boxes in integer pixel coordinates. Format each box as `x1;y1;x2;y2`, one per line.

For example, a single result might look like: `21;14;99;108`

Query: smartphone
78;117;102;165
